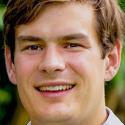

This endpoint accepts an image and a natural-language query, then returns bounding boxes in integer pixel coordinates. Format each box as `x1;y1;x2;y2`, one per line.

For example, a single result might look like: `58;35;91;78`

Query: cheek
14;55;39;83
66;53;93;77
66;52;105;86
14;56;40;106
66;54;95;99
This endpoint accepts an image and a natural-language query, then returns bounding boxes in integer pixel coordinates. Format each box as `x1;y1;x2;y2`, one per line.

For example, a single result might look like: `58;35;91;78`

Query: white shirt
103;108;124;125
27;108;124;125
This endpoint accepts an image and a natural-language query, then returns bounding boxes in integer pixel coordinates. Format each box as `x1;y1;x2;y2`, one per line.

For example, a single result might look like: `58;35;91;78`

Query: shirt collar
103;107;123;125
27;121;31;125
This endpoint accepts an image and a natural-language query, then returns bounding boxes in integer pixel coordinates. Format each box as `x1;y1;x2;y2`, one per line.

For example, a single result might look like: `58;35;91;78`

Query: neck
77;97;108;125
81;104;108;125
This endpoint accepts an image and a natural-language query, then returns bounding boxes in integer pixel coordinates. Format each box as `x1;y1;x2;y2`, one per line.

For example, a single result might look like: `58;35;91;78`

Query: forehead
16;2;96;41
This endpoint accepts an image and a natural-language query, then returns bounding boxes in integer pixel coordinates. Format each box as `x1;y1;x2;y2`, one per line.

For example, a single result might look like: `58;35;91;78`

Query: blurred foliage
0;89;12;104
0;0;125;125
0;5;5;29
119;0;125;11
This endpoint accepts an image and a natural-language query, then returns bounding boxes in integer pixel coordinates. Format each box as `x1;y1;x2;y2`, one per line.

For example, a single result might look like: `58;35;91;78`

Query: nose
38;46;65;74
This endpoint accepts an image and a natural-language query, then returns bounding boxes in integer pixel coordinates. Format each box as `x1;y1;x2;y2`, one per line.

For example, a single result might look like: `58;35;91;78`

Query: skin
5;2;121;125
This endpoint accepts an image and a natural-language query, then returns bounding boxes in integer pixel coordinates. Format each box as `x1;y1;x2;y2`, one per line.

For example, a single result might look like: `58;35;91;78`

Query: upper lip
34;80;76;87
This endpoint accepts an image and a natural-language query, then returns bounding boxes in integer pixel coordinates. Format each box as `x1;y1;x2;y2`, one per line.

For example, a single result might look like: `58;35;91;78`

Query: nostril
39;63;65;73
55;69;63;72
41;67;63;73
42;69;47;72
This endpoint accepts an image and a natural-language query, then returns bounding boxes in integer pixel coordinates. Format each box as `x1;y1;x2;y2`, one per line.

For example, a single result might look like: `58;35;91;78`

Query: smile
36;82;76;98
38;85;74;92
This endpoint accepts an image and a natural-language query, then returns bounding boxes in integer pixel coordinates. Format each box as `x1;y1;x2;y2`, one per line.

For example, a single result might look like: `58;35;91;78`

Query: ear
104;40;122;81
5;47;17;84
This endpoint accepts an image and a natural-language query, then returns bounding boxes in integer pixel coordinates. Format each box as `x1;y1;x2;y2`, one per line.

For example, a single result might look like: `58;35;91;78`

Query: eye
64;43;83;49
22;44;44;54
27;45;42;50
23;44;43;51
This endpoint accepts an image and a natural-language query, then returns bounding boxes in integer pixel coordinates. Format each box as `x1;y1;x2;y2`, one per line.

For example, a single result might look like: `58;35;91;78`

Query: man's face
6;2;112;125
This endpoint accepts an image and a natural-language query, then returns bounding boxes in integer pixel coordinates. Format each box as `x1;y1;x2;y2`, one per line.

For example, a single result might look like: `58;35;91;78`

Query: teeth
39;85;73;92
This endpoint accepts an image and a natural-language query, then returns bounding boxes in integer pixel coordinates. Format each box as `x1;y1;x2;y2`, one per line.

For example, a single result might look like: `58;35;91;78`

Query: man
3;0;125;125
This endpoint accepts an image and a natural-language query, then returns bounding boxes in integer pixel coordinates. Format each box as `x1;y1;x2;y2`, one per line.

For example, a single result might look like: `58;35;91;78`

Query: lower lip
38;87;75;98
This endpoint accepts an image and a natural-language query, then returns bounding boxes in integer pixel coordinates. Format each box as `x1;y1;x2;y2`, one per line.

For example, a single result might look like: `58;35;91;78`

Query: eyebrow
62;33;89;41
16;33;89;43
16;35;45;42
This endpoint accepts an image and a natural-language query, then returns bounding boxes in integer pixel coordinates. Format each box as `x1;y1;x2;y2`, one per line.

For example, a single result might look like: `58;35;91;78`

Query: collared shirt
103;108;124;125
27;108;124;125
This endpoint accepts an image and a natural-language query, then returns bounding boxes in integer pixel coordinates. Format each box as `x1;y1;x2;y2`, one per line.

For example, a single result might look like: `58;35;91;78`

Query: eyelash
63;43;83;49
23;44;43;51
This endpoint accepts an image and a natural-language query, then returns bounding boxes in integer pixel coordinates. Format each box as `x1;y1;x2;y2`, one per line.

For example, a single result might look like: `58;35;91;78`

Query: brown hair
3;0;125;61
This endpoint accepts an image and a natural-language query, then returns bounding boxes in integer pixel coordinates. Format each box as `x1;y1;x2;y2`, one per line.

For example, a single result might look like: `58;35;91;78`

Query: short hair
3;0;125;61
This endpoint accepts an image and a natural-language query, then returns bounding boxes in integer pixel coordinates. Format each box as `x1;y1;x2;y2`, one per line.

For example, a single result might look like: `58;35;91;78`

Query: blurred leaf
0;5;5;29
0;89;12;104
119;0;125;11
119;0;125;9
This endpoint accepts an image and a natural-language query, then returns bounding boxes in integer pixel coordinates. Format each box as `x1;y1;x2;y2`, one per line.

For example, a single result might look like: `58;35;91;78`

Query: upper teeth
39;85;73;91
